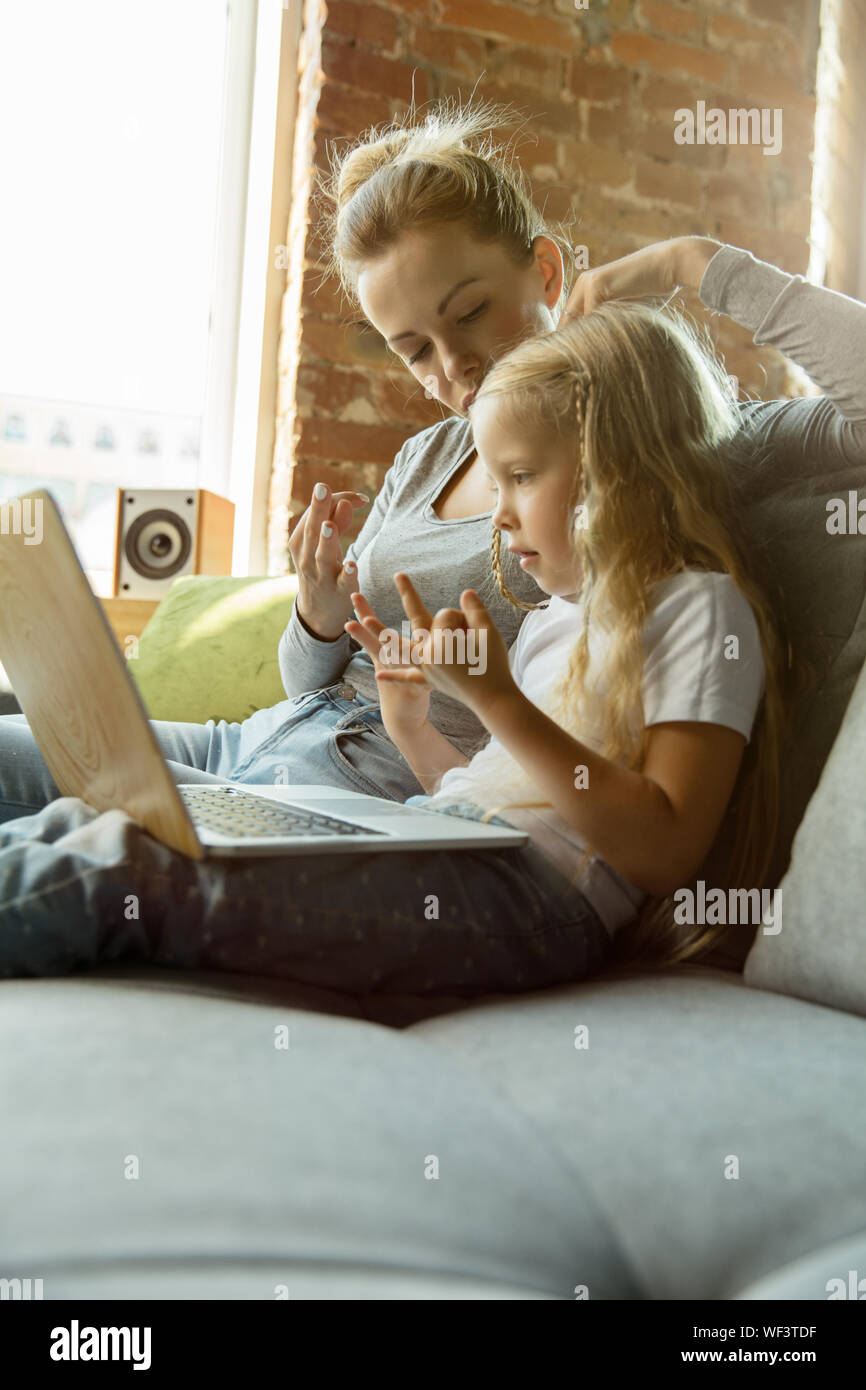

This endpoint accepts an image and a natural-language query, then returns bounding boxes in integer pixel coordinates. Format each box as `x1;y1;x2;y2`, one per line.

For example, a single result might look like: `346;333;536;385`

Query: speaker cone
124;508;192;580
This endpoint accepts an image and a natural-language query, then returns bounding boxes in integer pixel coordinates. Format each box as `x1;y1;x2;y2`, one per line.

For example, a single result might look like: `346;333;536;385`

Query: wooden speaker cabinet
113;488;234;599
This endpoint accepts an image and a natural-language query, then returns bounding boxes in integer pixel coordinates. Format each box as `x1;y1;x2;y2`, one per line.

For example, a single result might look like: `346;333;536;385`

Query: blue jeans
0;687;612;994
0;684;427;824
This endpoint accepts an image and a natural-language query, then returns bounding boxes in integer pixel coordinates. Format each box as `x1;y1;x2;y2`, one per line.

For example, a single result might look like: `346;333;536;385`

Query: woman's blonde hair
472;301;802;971
317;93;577;323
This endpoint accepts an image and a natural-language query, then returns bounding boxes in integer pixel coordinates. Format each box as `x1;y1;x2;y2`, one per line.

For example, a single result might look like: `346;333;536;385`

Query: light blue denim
0;685;612;994
0;683;427;825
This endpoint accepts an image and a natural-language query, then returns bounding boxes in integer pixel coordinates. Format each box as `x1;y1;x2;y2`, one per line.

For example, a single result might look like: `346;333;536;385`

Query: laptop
0;489;527;860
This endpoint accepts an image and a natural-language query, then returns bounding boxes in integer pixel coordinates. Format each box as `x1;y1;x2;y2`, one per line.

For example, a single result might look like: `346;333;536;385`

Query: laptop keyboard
178;785;384;838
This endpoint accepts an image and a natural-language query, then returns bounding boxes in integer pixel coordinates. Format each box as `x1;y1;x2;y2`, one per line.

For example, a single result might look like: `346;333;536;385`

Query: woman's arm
565;236;866;470
277;452;401;699
697;241;866;433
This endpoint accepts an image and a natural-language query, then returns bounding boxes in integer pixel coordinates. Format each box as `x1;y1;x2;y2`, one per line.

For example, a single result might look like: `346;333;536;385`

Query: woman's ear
532;235;565;311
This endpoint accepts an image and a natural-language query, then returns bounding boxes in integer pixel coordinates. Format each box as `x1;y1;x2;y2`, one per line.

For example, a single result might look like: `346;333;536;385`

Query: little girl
347;300;789;975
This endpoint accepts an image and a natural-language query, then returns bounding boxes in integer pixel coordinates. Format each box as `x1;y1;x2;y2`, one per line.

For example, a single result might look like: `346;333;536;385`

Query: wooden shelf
99;597;160;648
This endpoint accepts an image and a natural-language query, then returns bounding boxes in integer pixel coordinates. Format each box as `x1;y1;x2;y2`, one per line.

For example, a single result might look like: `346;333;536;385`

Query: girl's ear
532;235;564;309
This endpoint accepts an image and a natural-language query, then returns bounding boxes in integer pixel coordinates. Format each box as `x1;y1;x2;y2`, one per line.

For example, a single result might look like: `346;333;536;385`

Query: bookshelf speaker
113;488;234;598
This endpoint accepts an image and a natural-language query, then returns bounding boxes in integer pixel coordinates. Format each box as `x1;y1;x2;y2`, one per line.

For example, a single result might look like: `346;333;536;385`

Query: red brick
587;104;634;145
636;121;728;169
438;0;576;51
561;140;634;188
746;0;808;27
297;363;370;414
303;316;392;371
290;461;391;515
708;12;763;45
610;32;729;85
776;196;813;238
577;191;704;243
516;130;560;174
635;157;703;206
635;0;702;39
316;83;392;137
535;183;578;224
481;79;582;139
640;73;699;115
736;61;818;114
322;37;431;104
298;417;414;467
323;0;399;49
705;173;770;224
489;41;573;96
569;57;632;103
714;220;810;276
296;362;442;429
375;0;436;15
301;267;350;319
407;24;488;78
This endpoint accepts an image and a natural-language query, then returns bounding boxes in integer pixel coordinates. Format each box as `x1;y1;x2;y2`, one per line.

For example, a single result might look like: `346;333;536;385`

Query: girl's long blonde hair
317;94;577;324
474;302;801;971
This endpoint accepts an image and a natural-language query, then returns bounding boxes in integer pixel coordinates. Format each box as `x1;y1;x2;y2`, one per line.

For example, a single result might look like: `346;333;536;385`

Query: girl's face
357;222;564;418
472;395;582;601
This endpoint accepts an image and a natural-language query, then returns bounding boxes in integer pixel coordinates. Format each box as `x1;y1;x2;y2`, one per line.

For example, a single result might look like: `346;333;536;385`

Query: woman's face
357;222;564;419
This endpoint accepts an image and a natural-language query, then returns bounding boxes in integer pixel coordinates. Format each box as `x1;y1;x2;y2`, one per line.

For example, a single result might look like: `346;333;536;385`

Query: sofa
2;431;865;1300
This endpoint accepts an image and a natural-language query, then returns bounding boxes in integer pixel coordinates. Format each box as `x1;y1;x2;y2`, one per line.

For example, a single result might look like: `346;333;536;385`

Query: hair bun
336;130;413;209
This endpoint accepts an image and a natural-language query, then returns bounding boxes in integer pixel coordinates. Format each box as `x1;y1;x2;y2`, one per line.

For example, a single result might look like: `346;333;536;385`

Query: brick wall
270;0;858;572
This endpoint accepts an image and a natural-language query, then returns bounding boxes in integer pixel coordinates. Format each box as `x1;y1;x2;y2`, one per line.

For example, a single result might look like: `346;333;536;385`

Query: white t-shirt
430;569;767;937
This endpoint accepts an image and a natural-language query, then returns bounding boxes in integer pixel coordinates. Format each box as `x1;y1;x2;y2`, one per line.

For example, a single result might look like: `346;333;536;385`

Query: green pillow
129;574;299;724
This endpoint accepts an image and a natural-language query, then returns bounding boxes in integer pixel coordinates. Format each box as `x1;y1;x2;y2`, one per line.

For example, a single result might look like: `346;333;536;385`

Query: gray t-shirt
278;416;546;756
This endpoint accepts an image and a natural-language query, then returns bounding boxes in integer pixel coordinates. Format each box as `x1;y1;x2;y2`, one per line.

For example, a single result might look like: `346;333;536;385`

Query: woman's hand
376;573;517;723
345;591;432;741
288;482;370;640
561;236;722;319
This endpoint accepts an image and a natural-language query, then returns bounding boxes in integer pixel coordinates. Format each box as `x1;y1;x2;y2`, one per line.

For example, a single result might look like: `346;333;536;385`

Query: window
0;0;258;592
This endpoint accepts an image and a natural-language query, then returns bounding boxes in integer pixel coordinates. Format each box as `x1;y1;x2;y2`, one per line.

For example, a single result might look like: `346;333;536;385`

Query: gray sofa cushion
4;964;865;1300
413;965;866;1300
0;971;641;1300
743;651;866;1017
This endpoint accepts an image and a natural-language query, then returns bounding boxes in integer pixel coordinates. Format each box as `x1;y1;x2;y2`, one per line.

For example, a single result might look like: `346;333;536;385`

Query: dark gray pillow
688;398;866;971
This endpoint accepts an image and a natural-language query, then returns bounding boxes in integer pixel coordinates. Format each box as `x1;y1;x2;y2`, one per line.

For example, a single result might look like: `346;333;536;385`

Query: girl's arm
384;720;470;795
376;577;747;895
345;592;471;795
475;686;745;898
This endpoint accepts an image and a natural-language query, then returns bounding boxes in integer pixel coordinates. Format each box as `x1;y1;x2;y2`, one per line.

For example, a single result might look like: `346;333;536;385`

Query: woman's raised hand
288;482;370;640
561;236;722;319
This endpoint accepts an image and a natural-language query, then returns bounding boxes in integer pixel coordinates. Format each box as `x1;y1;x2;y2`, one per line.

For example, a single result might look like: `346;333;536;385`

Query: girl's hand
345;592;431;740
288;483;370;640
561;236;722;318
379;573;516;720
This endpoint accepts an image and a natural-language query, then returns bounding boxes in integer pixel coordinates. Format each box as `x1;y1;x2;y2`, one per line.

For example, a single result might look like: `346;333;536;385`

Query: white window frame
204;0;300;576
